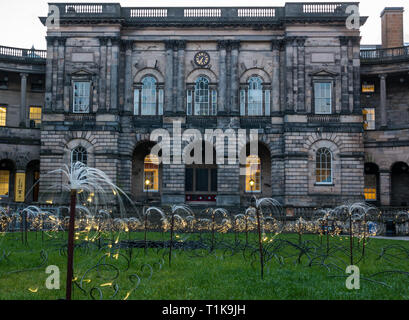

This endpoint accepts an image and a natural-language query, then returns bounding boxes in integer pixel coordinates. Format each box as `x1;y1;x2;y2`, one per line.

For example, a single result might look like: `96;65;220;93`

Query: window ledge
314;183;334;187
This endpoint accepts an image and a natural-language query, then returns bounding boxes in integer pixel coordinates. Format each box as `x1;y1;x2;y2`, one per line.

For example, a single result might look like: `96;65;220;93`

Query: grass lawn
0;231;409;300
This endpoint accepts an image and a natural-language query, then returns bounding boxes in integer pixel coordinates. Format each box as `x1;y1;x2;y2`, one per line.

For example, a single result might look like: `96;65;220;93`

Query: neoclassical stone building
0;3;407;209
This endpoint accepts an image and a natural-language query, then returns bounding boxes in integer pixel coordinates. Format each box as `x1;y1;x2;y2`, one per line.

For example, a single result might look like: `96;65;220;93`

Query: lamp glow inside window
73;82;90;113
71;146;88;166
316;148;332;184
0;107;6;126
144;154;159;192
363;108;375;130
0;170;10;196
364;174;377;201
29;107;42;127
246;155;261;193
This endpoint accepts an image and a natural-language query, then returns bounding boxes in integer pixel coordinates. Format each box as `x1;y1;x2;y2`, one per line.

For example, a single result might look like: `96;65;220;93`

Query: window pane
73;82;90;113
246;155;261;192
264;90;271;116
158;89;164;116
316;148;332;184
196;168;209;192
141;77;157;115
363;108;375;130
211;90;217;116
144;155;159;192
187;90;193;115
194;77;210;116
185;168;193;192
314;82;332;114
240;90;246;116
134;89;139;115
0;170;10;196
29;107;42;128
248;77;263;116
71;147;88;166
0;107;6;126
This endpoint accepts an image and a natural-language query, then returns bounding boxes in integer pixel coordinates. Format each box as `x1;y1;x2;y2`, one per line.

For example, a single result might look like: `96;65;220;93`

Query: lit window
363;108;375;130
0;170;10;196
73;82;90;113
71;146;88;166
316;148;332;184
29;107;42;128
0;106;6;126
144;155;159;192
247;77;263;116
364;174;377;201
246;155;261;193
362;84;375;93
314;82;332;114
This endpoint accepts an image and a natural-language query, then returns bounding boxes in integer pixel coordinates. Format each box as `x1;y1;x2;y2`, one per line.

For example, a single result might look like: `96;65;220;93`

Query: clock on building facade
194;51;210;67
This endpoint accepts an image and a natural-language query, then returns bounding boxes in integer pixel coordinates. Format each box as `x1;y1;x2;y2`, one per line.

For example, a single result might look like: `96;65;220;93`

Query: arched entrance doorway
131;141;162;203
240;142;272;203
364;163;379;204
185;141;217;204
391;162;409;206
0;159;15;202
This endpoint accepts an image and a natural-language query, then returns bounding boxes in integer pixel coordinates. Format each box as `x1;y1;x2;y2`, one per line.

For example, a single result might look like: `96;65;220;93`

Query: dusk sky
0;0;408;49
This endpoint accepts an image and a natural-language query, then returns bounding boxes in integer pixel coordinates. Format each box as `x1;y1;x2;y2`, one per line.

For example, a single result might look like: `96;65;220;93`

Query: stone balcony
360;45;409;64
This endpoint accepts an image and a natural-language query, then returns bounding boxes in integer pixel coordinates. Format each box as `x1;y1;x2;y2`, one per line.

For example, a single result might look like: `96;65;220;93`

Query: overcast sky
0;0;408;49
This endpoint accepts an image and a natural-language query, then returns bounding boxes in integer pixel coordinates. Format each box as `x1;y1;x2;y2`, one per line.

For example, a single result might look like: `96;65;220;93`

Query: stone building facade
0;3;407;209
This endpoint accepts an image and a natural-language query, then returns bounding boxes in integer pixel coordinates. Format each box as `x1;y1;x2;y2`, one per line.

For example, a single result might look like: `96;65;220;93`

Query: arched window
144;154;159;192
134;76;164;116
240;76;270;116
248;77;263;116
246;155;261;192
316;148;332;184
186;77;217;116
71;146;88;166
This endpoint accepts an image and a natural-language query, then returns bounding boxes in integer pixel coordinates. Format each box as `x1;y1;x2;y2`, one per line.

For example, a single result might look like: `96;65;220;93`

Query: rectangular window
240;90;246;116
0;106;6;126
264;90;271;116
314;82;332;114
158;89;164;116
362;84;375;93
29;107;42;128
185;167;217;194
73;82;90;113
0;170;10;196
363;108;375;130
134;89;140;115
187;90;193;115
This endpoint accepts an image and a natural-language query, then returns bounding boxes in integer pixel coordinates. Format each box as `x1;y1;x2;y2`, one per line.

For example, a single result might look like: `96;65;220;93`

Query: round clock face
194;51;210;67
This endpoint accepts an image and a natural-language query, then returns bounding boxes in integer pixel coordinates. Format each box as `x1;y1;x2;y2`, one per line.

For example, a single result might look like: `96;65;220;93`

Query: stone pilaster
379;74;388;128
285;37;295;112
230;40;240;116
44;36;55;113
164;40;175;116
123;40;133;115
271;40;281;113
296;37;306;112
56;37;66;112
98;37;108;113
110;37;120;112
352;36;361;114
176;40;186;115
339;36;350;113
217;40;228;115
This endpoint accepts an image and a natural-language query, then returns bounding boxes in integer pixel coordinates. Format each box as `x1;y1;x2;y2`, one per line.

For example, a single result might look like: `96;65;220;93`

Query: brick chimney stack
381;7;404;48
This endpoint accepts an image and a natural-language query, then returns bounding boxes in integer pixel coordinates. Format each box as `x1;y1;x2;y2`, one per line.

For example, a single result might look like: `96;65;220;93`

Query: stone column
218;41;227;115
379;74;388;128
176;41;186;114
285;37;295;112
230;41;240;115
20;73;28;127
352;37;361;114
110;38;120;112
271;40;281;113
164;40;174;116
124;40;133;115
379;170;391;206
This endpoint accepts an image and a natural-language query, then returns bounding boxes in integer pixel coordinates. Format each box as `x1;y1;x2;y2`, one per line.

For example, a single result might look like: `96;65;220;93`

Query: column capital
57;37;67;46
164;40;176;50
176;40;186;50
19;73;28;79
108;37;121;46
46;36;57;46
98;37;109;46
271;39;285;50
121;40;133;51
339;36;350;46
379;74;388;80
217;40;229;51
229;40;241;51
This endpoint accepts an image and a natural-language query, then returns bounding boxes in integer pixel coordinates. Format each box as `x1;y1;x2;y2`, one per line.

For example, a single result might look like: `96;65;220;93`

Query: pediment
70;69;96;76
310;69;339;77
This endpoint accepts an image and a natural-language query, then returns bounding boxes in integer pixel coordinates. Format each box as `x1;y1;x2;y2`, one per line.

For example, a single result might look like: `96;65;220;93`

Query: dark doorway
391;162;409;206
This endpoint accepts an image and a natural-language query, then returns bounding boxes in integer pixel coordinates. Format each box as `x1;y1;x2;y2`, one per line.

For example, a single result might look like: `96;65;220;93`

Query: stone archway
391;162;409;206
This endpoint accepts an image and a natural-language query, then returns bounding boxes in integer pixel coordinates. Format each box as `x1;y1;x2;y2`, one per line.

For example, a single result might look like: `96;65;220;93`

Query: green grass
0;231;409;300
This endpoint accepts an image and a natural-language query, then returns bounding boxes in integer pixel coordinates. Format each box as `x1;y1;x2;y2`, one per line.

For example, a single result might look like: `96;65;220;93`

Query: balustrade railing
0;45;46;61
360;45;409;64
